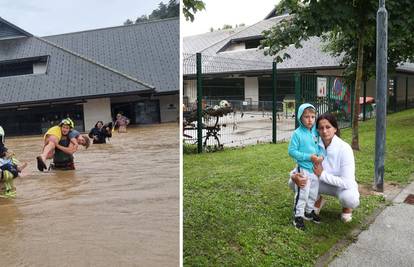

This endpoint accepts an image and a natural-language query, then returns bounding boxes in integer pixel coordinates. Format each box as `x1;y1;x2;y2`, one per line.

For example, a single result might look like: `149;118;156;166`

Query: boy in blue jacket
288;103;323;230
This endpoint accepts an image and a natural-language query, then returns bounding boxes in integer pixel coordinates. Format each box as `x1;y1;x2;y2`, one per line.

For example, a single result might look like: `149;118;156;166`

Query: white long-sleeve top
318;135;358;190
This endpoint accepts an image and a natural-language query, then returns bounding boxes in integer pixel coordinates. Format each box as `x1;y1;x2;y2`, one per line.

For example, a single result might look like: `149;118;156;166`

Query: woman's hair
95;121;104;128
316;113;340;137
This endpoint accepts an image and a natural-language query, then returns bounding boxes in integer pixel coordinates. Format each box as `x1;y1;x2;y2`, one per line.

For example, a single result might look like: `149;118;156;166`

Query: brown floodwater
0;123;179;267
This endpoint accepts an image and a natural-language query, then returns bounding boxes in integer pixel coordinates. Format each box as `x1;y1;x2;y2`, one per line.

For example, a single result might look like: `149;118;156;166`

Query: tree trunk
352;34;364;151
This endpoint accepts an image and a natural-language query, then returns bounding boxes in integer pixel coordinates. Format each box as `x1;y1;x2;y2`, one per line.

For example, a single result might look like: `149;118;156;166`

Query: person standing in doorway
114;113;130;133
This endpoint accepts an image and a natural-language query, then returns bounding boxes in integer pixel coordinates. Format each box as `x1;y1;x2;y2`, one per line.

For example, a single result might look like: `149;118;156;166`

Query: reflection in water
0;124;179;266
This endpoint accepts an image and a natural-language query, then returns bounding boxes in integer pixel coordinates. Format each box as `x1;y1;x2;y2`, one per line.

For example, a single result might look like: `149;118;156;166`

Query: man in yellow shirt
37;118;89;171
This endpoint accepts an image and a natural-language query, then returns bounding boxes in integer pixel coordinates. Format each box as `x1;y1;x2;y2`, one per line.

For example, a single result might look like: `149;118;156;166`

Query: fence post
328;77;331;114
363;79;367;121
393;77;397;112
294;73;301;129
272;62;277;143
350;81;355;127
196;53;203;153
406;77;409;110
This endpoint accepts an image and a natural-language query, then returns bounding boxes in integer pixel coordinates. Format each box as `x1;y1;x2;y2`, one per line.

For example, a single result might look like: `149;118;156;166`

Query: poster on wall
317;77;327;97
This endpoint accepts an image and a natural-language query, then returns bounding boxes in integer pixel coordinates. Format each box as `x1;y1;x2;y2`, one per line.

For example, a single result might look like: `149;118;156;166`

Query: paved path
329;181;414;267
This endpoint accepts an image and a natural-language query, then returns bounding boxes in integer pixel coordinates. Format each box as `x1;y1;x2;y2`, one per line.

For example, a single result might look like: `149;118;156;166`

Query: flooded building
0;17;179;135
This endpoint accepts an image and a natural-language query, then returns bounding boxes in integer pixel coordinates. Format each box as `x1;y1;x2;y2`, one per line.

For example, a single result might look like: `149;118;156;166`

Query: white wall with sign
317;77;327;97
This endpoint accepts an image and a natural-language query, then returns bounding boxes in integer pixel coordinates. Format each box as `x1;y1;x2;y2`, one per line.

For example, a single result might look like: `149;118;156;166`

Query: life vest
0;164;18;179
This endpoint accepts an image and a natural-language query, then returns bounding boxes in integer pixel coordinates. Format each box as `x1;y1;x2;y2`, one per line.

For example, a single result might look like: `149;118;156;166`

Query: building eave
0;89;155;109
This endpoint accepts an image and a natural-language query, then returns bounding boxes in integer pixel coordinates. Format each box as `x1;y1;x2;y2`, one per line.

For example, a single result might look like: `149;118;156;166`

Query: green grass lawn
184;109;414;266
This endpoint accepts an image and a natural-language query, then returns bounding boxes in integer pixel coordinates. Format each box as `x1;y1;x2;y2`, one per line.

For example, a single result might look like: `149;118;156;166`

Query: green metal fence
295;74;355;129
183;53;286;153
183;54;381;153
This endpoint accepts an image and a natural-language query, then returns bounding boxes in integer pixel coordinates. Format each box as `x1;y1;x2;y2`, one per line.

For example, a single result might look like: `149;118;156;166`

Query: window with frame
0;56;48;78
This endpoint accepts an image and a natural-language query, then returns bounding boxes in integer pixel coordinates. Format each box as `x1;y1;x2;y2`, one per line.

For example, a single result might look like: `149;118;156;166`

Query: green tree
210;23;245;32
183;0;205;22
150;0;179;20
260;0;414;150
135;15;149;23
124;0;179;25
123;19;134;26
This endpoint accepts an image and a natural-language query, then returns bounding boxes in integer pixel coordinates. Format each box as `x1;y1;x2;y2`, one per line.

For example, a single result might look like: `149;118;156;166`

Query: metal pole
374;0;387;192
294;73;301;129
272;62;277;143
196;53;203;153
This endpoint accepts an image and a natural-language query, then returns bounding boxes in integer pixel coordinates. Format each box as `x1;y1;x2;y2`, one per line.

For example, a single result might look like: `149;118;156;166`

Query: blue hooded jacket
288;103;322;173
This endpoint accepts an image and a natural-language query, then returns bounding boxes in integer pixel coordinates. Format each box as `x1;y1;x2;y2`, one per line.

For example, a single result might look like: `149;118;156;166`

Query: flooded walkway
0;123;179;266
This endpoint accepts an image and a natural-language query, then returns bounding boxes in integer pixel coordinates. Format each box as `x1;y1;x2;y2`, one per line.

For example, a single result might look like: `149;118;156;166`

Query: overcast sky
182;0;280;37
1;0;165;36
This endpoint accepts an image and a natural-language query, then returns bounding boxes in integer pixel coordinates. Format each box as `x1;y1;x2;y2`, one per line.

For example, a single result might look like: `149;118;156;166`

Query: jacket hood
297;103;316;127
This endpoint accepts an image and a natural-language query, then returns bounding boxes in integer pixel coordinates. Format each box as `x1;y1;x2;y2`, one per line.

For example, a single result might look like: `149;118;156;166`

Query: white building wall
315;69;344;76
33;62;47;74
158;94;179;122
184;80;197;104
225;43;245;51
83;98;112;131
244;77;258;102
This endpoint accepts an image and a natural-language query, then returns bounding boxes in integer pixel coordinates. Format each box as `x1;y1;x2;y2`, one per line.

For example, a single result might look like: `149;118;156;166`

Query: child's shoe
36;156;47;172
293;216;305;230
304;210;321;224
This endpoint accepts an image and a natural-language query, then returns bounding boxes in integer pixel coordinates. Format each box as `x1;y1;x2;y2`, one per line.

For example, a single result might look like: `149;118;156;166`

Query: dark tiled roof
183;37;342;76
397;62;414;72
183;27;246;54
44;18;179;93
0;17;32;40
184;14;414;75
183;15;343;75
219;37;342;69
0;37;153;106
223;15;288;41
184;15;288;55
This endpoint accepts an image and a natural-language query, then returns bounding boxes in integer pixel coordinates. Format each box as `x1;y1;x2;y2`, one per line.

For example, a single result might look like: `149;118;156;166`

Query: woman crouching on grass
289;113;360;224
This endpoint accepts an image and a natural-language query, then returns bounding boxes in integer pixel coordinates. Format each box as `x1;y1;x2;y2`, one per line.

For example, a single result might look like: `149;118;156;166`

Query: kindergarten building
0;17;179;135
183;11;414;112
